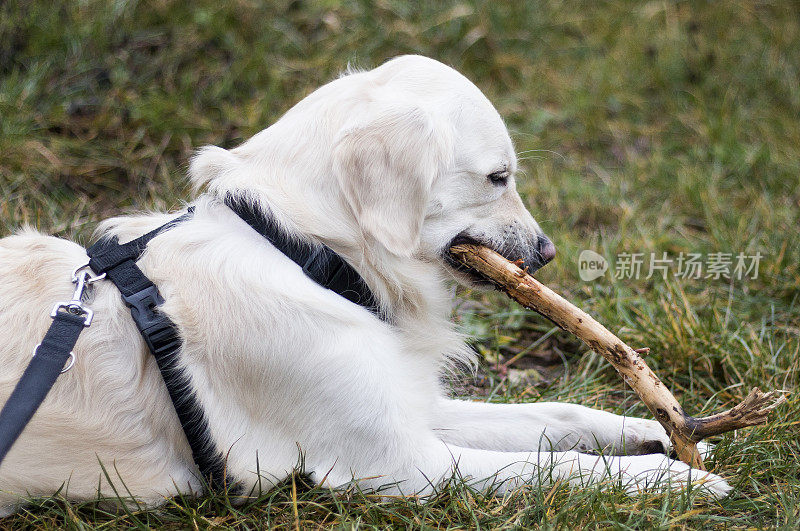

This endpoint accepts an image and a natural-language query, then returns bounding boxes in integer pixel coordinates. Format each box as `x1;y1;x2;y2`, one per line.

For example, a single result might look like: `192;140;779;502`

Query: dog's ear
332;103;450;257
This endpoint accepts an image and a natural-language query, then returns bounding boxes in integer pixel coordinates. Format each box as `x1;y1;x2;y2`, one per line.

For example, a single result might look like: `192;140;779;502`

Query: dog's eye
488;171;509;186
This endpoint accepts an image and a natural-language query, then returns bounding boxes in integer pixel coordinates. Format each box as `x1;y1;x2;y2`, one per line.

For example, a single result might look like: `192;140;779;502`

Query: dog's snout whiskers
492;228;556;275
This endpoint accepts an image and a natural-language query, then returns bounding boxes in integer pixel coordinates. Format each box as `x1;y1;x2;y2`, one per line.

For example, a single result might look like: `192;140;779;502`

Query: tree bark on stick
449;243;785;470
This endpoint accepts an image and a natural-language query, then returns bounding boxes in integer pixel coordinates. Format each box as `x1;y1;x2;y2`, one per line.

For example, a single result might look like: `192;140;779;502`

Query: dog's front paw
612;454;732;499
617;419;717;460
615;417;671;455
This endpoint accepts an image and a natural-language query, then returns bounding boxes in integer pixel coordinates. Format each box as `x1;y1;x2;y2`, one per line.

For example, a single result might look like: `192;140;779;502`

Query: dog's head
191;55;554;288
331;56;555;285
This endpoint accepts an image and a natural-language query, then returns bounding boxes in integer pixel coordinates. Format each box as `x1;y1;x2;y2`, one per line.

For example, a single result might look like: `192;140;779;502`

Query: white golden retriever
0;55;729;513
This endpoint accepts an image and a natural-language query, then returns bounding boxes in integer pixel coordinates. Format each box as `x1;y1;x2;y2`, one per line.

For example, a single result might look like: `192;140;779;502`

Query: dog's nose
537;235;556;264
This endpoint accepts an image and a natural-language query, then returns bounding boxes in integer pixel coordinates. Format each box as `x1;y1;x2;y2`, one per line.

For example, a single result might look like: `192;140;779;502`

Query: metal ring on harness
71;263;106;285
32;344;75;373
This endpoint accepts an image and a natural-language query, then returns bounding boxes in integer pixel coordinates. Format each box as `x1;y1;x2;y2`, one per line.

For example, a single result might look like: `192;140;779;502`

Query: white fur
0;56;729;514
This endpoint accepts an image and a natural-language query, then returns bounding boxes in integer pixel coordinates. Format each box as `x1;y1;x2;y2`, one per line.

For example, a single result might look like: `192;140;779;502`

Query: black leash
0;267;101;466
0;197;384;491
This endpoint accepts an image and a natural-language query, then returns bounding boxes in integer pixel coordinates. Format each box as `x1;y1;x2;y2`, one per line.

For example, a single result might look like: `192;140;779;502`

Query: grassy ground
1;0;799;528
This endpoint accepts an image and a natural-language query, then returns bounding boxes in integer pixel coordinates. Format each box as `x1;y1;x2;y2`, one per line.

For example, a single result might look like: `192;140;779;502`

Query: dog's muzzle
445;230;556;283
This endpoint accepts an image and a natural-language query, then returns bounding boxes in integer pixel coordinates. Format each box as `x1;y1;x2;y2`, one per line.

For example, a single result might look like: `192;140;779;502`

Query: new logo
578;250;608;281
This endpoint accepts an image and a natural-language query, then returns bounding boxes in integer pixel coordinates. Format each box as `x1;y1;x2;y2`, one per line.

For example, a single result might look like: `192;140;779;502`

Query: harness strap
1;199;385;486
224;195;384;320
0;312;87;465
86;211;194;274
86;208;232;492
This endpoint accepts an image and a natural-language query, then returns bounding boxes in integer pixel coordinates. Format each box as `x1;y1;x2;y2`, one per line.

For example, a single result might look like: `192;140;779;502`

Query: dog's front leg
339;442;730;499
432;399;674;455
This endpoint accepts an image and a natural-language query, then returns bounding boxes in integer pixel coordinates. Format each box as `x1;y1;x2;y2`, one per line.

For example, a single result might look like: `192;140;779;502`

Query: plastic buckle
121;285;165;331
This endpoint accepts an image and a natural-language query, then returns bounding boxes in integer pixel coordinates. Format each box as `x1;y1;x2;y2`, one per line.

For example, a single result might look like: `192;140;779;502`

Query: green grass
1;0;799;528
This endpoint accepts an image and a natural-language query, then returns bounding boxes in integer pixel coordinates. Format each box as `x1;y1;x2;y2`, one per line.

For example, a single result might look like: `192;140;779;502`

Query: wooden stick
449;243;785;469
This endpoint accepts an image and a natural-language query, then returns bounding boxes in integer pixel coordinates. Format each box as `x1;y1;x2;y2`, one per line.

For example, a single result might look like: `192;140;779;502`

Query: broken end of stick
665;387;786;472
740;387;788;414
686;387;788;442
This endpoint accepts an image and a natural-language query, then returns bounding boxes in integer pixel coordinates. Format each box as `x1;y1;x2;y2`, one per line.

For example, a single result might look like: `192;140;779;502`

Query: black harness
0;197;384;491
224;195;382;318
